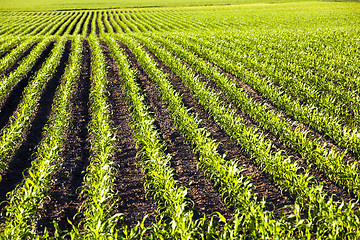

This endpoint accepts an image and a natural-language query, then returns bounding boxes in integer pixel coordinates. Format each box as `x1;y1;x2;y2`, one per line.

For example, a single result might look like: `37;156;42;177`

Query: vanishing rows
0;9;229;37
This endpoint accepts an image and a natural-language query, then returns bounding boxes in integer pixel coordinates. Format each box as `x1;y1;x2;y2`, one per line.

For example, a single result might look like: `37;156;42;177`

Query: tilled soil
0;34;357;237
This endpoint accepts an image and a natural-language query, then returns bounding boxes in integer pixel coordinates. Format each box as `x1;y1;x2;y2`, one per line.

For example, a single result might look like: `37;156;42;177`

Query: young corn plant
0;36;39;74
177;33;360;159
0;36;55;104
155;33;360;198
69;36;121;239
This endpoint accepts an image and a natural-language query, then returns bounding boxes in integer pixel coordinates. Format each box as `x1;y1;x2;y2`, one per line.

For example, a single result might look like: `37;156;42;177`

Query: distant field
0;0;360;239
0;0;314;11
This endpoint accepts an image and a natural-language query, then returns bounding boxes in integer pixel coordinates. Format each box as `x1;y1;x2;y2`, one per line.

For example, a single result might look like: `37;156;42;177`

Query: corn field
0;2;360;239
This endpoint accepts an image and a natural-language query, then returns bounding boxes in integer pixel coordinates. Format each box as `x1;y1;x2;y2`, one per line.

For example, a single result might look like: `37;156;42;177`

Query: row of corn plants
109;11;131;34
63;12;84;35
81;12;93;37
117;34;299;239
149;34;360;198
0;36;54;104
19;15;52;36
44;14;74;36
0;37;64;175
134;33;360;239
0;36;82;239
1;15;40;35
180;32;360;157
0;36;39;74
69;36;121;239
53;13;78;36
26;15;57;36
103;34;201;239
0;36;23;56
34;14;68;36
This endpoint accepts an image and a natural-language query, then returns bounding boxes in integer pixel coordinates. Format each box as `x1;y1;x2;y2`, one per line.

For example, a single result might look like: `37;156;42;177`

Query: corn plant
0;36;55;104
104;34;201;240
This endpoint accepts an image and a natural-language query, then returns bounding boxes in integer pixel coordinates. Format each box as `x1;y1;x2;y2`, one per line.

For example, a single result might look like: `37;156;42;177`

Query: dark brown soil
101;13;108;33
106;13;116;33
100;40;157;228
86;12;93;36
120;42;234;221
36;40;91;236
0;41;71;210
77;12;88;35
140;44;295;218
0;42;54;130
95;12;100;36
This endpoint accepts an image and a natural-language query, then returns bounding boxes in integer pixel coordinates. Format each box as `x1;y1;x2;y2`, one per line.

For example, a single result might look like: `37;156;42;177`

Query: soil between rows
86;12;93;36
